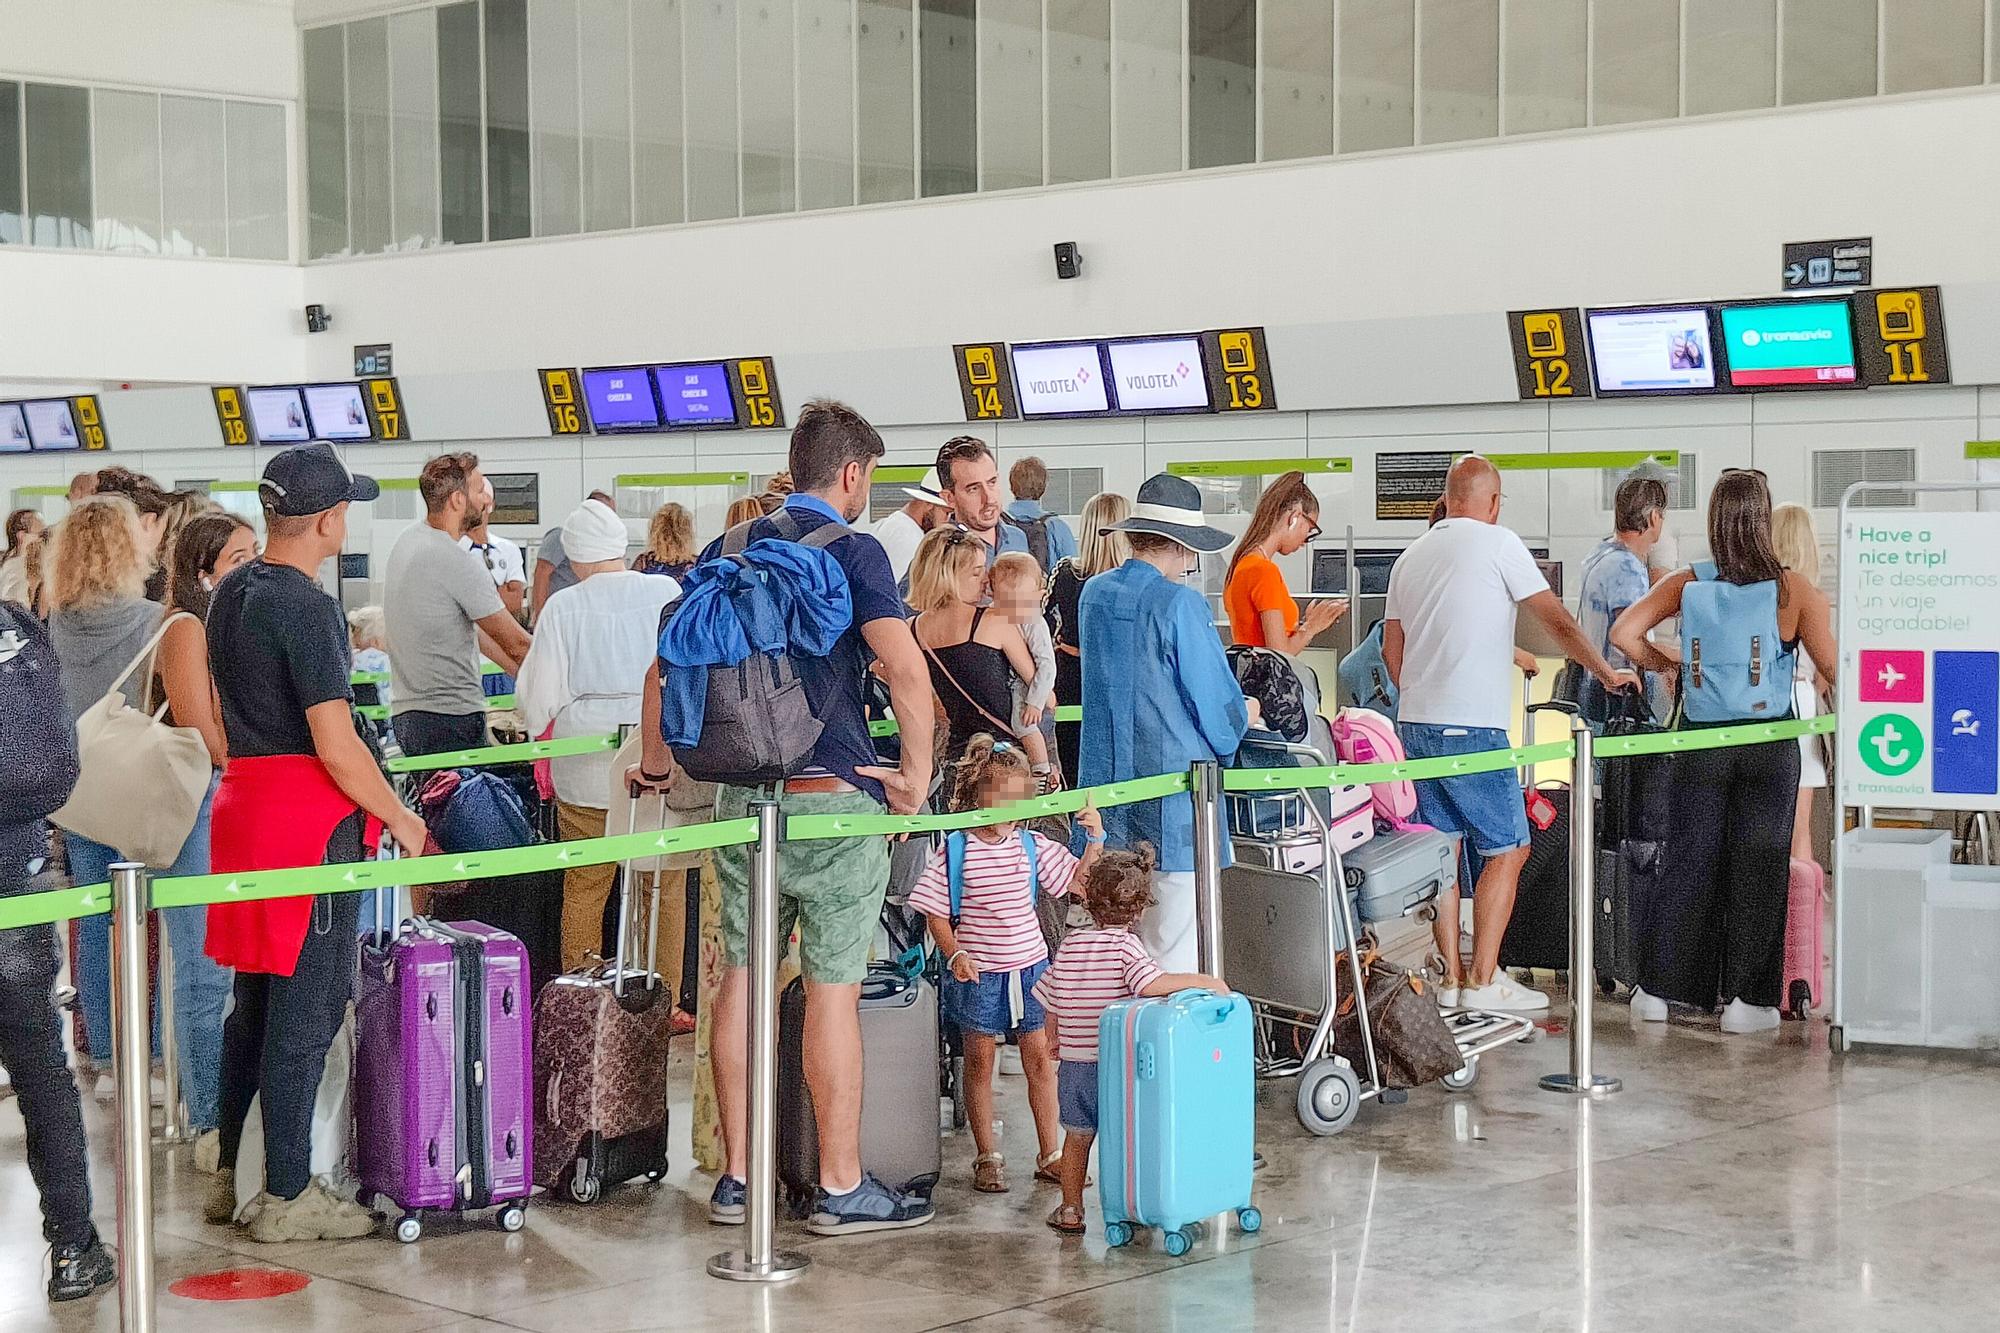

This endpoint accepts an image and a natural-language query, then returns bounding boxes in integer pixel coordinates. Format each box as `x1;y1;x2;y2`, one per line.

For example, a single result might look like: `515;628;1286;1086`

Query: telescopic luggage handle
613;784;668;1000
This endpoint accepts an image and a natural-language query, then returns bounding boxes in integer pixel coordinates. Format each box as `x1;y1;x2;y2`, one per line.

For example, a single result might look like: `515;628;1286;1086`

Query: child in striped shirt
1032;845;1226;1237
908;734;1105;1195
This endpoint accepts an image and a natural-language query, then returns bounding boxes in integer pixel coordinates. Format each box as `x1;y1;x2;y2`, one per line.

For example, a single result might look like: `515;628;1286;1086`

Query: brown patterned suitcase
531;797;675;1203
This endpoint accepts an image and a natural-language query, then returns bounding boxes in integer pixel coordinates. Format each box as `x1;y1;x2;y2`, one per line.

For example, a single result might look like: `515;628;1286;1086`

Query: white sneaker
1459;975;1551;1012
93;1072;115;1104
1630;987;1668;1022
998;1044;1024;1076
1720;998;1780;1034
1432;980;1462;1009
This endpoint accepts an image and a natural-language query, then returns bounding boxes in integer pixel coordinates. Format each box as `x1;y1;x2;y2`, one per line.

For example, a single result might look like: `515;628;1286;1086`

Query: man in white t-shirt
458;478;527;620
870;467;948;583
1383;455;1635;1013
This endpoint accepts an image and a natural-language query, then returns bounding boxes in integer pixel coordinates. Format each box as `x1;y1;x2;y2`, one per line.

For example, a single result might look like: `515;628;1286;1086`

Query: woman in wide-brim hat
1074;474;1253;970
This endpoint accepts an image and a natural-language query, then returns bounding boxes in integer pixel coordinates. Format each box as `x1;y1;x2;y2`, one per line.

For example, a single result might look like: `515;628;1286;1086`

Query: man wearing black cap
201;443;426;1243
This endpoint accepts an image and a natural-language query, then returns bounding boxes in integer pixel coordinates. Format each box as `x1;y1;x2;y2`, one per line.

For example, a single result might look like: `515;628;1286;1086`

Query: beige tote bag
51;611;212;868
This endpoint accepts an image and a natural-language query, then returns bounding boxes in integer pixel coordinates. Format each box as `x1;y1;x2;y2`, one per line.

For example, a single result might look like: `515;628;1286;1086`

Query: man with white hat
871;467;948;583
1077;474;1256;970
517;497;680;973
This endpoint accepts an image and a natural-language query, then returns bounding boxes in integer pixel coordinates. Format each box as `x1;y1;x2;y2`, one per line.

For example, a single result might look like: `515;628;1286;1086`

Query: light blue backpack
1337;620;1400;721
1679;561;1795;722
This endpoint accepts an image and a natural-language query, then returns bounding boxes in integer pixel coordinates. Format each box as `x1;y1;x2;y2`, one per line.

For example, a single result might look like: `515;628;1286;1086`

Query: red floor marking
169;1268;311;1301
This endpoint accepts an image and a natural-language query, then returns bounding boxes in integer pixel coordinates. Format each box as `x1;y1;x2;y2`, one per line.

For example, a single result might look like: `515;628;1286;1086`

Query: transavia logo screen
1123;361;1193;392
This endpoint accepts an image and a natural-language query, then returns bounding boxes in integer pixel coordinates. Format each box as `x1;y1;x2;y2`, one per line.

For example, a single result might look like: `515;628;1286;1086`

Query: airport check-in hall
4;2;2000;1330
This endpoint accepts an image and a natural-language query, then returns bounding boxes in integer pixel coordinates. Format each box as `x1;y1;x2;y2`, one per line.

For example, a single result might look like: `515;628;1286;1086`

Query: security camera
305;304;331;334
1053;242;1082;280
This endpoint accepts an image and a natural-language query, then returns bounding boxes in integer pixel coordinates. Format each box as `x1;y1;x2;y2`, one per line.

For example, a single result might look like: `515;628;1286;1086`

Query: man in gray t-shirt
384;453;534;756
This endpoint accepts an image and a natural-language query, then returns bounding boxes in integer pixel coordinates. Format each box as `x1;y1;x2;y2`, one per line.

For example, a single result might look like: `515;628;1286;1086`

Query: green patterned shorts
714;785;891;986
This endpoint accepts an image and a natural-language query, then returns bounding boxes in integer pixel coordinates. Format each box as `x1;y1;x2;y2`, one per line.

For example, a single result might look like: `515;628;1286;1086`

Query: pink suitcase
357;918;534;1242
1783;858;1826;1020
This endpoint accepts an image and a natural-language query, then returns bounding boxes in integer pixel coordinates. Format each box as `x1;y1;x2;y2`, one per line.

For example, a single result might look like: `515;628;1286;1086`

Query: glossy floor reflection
4;989;1998;1331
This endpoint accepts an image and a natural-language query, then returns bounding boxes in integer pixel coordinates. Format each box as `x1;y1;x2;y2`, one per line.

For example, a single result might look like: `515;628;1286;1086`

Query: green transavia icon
1858;713;1924;777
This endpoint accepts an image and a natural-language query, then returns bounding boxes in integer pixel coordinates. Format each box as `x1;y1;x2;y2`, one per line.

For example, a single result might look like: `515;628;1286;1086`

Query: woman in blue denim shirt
1576;475;1668;727
1077;475;1252;970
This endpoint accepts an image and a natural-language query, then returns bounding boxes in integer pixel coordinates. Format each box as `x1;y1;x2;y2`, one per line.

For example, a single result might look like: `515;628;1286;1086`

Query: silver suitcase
1342;828;1455;924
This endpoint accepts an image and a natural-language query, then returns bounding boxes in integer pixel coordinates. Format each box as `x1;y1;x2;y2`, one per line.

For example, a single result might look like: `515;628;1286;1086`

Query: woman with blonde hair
1773;502;1828;863
723;494;764;529
1048;492;1131;781
633;502;697;580
907;525;1040;771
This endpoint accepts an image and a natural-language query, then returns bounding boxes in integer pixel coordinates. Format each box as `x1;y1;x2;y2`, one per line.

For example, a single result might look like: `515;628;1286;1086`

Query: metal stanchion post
1190;760;1226;976
155;926;190;1145
1540;718;1620;1096
709;797;808;1283
111;863;158;1333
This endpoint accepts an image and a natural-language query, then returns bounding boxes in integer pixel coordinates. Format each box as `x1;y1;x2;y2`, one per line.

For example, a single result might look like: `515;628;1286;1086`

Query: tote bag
51;611;212;868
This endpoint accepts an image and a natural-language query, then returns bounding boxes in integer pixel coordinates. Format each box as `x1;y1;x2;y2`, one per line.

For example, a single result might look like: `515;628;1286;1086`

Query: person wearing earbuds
1222;470;1348;656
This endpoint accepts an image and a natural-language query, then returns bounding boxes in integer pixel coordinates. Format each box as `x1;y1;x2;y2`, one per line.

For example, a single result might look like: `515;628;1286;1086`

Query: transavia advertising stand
1833;479;2000;1054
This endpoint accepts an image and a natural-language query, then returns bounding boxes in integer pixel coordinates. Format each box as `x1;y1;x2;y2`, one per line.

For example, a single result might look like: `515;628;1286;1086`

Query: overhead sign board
1853;286;1950;388
1012;341;1111;418
1783;237;1871;291
1203;327;1276;412
539;368;589;435
353;343;393;376
1507;308;1591;400
213;386;251;446
1104;335;1210;413
953;342;1019;421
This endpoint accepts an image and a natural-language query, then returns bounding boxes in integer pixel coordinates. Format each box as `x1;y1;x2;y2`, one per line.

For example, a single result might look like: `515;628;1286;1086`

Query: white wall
0;0;299;100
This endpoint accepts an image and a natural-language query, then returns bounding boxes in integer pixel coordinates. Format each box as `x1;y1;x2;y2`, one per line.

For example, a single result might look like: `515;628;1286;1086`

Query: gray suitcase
1221;852;1340;1016
1341;828;1455;924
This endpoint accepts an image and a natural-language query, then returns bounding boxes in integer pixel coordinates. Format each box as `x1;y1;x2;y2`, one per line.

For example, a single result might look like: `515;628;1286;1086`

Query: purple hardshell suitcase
357;917;534;1242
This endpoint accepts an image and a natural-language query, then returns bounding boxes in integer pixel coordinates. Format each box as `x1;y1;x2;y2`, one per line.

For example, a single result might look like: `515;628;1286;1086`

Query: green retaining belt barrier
786;771;1192;841
1222;739;1575;792
1592;713;1834;758
384;732;621;774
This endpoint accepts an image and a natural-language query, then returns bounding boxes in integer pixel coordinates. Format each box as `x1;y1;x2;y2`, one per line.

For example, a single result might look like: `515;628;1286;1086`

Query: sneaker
806;1173;935;1236
1630;987;1669;1023
47;1236;115;1303
998;1044;1024;1076
708;1174;747;1225
1720;998;1780;1034
1433;979;1462;1009
202;1169;240;1226
1459;975;1550;1012
93;1071;114;1104
193;1128;222;1175
245;1179;375;1243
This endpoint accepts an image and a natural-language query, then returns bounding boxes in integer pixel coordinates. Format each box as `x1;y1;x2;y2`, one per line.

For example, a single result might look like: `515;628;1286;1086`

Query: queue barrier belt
0;714;1837;932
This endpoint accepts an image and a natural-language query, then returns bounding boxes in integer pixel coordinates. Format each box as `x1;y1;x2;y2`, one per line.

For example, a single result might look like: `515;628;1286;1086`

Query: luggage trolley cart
1222;740;1535;1135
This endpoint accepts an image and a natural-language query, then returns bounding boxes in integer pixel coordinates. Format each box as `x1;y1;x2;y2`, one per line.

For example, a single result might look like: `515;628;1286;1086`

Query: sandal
1045;1203;1086;1236
1035;1151;1088;1187
973;1152;1008;1193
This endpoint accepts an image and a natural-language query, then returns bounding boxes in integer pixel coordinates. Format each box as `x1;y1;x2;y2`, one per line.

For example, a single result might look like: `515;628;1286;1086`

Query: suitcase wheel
1236;1207;1262;1234
1295;1058;1361;1136
1104;1221;1133;1249
644;1168;666;1183
395;1214;422;1245
1787;979;1812;1022
1598;975;1617;997
566;1166;602;1205
1440;1056;1479;1092
498;1204;527;1233
1164;1227;1194;1258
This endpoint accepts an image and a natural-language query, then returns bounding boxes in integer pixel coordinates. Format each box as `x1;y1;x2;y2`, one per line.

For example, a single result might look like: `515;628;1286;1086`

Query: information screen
1585;306;1720;395
0;404;29;453
1010;341;1110;418
1105;336;1210;413
581;367;661;432
653;362;738;427
304;383;376;440
1718;300;1858;388
25;399;81;450
247;387;313;443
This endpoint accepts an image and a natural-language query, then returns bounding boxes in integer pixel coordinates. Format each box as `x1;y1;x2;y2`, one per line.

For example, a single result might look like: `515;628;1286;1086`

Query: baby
989;552;1057;788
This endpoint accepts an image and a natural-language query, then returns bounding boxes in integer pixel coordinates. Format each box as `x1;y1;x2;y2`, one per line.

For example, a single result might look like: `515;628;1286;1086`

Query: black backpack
0;603;79;824
1003;512;1054;574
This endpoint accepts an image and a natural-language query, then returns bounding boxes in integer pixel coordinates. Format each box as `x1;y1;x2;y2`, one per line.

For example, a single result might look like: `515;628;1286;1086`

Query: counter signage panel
305;383;376;441
1717;299;1858;389
71;395;108;450
1105;335;1211;413
1585;305;1722;396
727;357;784;430
654;361;738;427
581;367;663;433
246;387;312;444
24;400;82;451
0;403;28;453
953;342;1019;421
213;386;251;447
363;377;409;440
538;368;589;435
1507;308;1591;399
1011;341;1111;418
1202;327;1277;412
1853;286;1951;388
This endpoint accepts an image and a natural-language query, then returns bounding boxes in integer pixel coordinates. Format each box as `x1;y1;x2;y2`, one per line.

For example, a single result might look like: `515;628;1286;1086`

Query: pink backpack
1330;707;1418;827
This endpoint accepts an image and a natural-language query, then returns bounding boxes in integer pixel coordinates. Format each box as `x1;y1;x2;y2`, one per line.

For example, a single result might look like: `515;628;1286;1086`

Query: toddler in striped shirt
1032;845;1226;1237
909;734;1105;1195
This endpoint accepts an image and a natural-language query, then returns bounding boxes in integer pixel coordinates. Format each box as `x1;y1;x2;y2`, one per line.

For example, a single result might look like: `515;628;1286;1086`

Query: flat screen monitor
1105;335;1211;413
304;383;375;440
1717;299;1859;389
1585;306;1721;396
25;399;81;451
653;362;738;427
247;387;313;444
1011;341;1111;418
0;404;31;453
581;367;662;433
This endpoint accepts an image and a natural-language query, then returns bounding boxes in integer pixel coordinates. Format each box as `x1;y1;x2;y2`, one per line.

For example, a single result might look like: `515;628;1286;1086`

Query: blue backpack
945;828;1041;927
1337;620;1400;721
1680;561;1795;722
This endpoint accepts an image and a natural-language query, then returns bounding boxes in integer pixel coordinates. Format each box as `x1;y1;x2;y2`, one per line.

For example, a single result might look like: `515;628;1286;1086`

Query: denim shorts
1397;722;1531;859
1057;1060;1099;1133
941;959;1048;1037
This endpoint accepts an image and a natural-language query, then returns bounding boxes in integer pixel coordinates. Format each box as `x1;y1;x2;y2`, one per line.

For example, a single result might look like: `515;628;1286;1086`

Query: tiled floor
4;995;1998;1332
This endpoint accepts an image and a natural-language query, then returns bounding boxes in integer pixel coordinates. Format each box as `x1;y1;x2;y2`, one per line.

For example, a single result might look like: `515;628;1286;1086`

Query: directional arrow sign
1784;262;1807;287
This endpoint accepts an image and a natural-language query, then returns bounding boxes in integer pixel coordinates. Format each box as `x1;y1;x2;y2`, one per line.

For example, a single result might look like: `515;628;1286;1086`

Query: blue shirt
1003;500;1078;567
1077;560;1249;871
1575;537;1666;724
699;493;906;801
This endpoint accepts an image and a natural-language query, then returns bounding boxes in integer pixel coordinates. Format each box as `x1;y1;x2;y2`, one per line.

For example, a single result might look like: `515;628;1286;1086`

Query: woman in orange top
1223;471;1347;653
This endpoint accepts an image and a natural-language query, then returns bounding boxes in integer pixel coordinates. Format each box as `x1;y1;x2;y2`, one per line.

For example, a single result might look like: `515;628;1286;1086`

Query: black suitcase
1594;695;1673;993
1499;782;1571;971
777;963;943;1214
